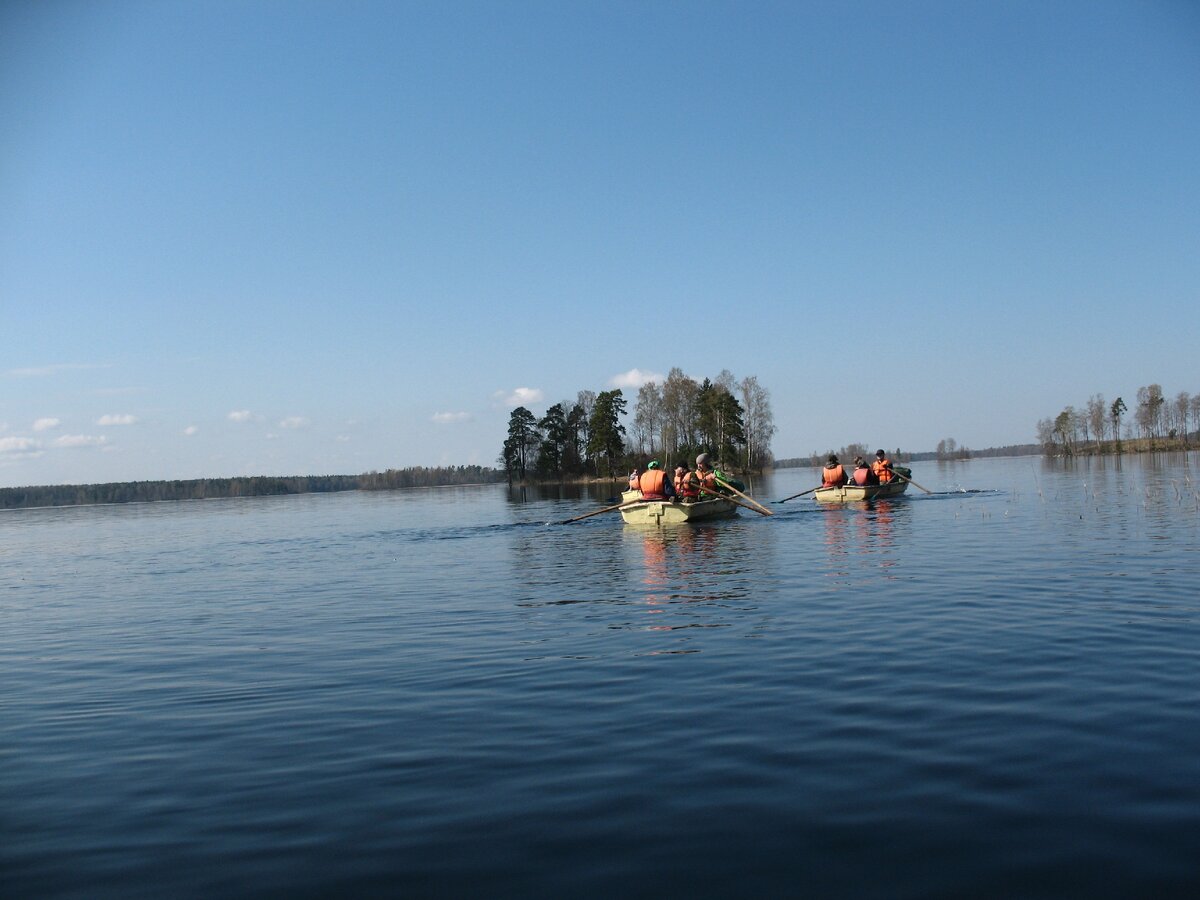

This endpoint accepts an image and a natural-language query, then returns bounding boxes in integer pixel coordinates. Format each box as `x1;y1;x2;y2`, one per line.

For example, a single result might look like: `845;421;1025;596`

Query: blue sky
2;1;1198;487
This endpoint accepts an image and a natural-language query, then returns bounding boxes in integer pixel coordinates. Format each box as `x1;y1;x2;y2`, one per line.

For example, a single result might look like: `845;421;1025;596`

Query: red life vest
852;466;872;485
872;458;893;483
822;464;846;486
639;469;668;499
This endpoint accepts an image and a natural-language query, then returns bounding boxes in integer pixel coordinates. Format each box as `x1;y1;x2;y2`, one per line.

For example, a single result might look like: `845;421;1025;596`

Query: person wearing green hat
637;459;675;501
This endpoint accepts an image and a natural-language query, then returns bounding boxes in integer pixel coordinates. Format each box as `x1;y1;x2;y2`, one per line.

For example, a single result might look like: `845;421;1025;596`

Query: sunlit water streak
3;455;1200;897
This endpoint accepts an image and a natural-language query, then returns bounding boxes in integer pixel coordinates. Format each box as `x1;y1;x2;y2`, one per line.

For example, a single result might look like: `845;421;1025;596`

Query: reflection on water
626;525;755;652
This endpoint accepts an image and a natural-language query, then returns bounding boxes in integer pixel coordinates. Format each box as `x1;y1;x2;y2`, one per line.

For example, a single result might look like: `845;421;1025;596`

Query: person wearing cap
851;456;879;486
871;449;895;484
821;454;848;487
637;460;675;500
694;453;719;498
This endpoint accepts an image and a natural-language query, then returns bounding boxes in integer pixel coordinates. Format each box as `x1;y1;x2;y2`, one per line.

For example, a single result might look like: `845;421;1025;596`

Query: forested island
500;368;775;483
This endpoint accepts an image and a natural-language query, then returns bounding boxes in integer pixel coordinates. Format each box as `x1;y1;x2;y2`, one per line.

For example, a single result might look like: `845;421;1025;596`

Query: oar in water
559;499;643;525
713;476;773;516
891;470;932;494
776;485;820;503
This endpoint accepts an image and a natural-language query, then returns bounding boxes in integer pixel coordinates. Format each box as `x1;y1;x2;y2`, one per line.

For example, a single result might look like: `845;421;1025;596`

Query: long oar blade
714;476;773;516
776;486;819;503
559;499;641;525
894;472;932;494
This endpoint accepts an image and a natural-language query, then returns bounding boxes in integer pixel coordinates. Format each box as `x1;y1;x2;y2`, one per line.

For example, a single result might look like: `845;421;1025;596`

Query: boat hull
618;490;738;524
814;467;912;503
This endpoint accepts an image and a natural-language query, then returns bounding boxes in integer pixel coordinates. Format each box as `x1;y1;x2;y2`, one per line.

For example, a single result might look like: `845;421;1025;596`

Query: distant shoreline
5;440;1194;511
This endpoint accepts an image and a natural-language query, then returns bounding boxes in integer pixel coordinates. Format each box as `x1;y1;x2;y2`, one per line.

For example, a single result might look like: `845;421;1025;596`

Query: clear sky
3;1;1198;487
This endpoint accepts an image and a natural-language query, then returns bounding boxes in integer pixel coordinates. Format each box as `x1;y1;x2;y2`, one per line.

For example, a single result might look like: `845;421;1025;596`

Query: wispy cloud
52;434;108;449
0;436;42;454
228;409;253;423
33;417;61;432
183;425;199;436
97;413;137;426
7;363;110;378
432;411;472;424
494;387;544;407
609;368;665;389
279;416;310;429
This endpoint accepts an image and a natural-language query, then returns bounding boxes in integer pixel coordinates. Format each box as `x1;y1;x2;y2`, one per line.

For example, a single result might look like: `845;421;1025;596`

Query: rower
821;454;848;487
871;449;894;484
637;460;675;501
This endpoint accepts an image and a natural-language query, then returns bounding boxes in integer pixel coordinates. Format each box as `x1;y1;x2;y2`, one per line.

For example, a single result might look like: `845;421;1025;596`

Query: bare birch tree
740;375;776;471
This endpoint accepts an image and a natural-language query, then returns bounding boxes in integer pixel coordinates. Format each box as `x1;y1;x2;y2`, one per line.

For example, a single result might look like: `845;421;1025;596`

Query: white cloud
228;409;253;423
495;387;544;406
52;434;108;449
97;413;137;426
33;417;61;432
183;425;199;436
335;435;351;443
432;411;472;424
609;368;665;389
279;416;311;429
0;436;42;454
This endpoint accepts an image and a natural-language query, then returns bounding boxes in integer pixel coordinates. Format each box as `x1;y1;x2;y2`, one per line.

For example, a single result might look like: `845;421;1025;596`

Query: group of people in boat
629;449;898;502
629;453;723;503
821;449;897;488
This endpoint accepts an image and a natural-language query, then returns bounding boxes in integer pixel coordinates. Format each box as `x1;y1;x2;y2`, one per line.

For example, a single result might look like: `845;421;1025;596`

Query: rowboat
618;489;739;525
813;466;913;503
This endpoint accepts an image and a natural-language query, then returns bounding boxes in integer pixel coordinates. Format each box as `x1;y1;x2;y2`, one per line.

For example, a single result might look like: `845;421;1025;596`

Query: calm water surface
3;455;1200;897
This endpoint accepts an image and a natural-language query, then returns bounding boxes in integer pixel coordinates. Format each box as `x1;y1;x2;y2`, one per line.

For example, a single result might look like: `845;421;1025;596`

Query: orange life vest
822;464;846;486
872;458;893;483
639;469;668;499
695;469;717;495
852;466;872;485
680;471;700;498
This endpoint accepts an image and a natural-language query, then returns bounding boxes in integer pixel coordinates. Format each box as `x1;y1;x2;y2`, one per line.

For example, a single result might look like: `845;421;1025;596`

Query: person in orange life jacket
628;468;640;491
851;456;879;486
871;449;894;484
678;462;701;502
694;453;721;498
638;460;675;500
822;454;848;487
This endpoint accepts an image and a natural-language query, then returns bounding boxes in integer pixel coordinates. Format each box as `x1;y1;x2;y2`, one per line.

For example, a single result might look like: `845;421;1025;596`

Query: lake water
4;454;1200;898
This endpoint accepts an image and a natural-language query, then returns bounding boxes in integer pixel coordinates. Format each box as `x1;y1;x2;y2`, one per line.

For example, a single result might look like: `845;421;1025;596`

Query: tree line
0;466;506;511
500;369;776;482
1037;384;1199;455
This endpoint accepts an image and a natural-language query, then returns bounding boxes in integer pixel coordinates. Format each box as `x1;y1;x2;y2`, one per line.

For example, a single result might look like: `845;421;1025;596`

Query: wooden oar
706;490;772;517
776;485;820;503
559;499;643;525
891;470;932;494
713;476;773;516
